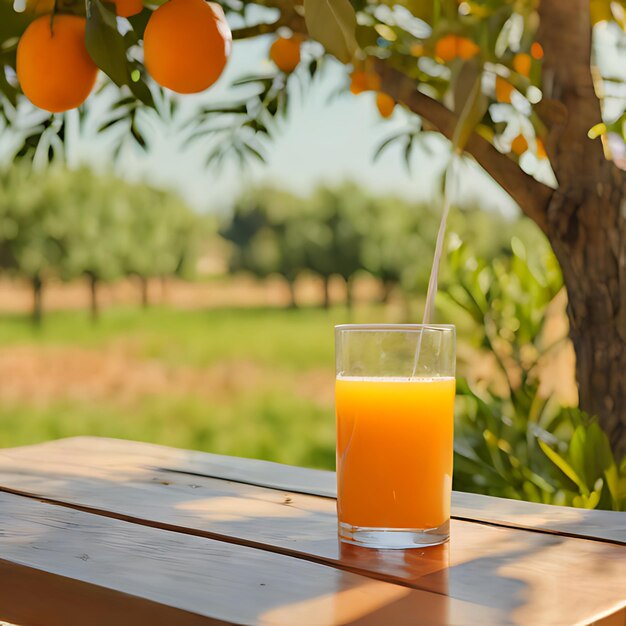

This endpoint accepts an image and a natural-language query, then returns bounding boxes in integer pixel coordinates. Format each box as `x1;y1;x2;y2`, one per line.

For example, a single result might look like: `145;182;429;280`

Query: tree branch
375;62;553;233
232;21;282;40
232;14;305;40
231;0;304;40
537;0;607;187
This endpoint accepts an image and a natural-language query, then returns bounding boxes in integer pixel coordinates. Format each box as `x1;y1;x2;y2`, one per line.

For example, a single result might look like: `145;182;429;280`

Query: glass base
338;520;449;549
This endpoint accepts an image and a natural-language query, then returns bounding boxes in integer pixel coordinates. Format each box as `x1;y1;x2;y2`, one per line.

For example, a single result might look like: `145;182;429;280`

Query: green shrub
445;236;626;511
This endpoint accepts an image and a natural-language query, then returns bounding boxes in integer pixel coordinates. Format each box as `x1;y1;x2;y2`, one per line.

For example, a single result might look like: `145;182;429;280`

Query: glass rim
335;323;455;333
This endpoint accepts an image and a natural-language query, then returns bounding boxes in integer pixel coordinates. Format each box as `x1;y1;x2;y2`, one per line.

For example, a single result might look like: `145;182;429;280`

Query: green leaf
242;142;265;163
374;133;407;161
403;135;414;171
0;3;30;43
573;486;602;510
129;76;155;108
402;0;433;22
111;96;138;110
451;60;487;152
86;0;130;87
97;117;123;133
127;9;152;39
571;423;615;491
539;440;588;495
568;426;589;488
304;0;358;64
604;462;620;508
355;24;379;50
130;121;147;149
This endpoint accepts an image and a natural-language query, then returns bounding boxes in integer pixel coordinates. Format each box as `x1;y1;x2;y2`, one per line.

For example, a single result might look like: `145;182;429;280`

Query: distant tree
0;166;202;321
59;170;130;321
307;185;366;309
301;208;336;309
0;166;70;324
123;185;200;308
263;190;308;308
359;196;437;306
222;188;307;308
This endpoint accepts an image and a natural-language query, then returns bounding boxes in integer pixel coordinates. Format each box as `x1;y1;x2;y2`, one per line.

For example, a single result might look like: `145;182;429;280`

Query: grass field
0;305;409;469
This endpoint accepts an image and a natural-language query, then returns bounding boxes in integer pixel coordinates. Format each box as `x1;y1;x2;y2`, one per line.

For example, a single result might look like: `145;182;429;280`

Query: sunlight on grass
0;390;336;469
0;305;395;369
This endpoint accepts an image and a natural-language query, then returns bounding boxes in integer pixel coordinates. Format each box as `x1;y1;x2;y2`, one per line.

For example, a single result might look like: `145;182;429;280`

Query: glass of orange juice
335;324;455;549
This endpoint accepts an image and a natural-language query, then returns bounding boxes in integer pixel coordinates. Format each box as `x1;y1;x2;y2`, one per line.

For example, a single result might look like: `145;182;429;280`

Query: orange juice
336;376;455;530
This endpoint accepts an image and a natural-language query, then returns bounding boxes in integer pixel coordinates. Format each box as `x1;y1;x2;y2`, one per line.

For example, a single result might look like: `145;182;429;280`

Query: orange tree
1;0;626;456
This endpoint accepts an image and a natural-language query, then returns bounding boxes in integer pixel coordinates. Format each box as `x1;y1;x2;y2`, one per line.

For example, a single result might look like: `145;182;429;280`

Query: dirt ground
0;274;377;313
0;344;336;408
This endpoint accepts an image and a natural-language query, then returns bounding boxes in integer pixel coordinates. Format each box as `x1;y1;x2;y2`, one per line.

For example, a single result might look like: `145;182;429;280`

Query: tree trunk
546;182;626;460
31;275;43;326
402;291;412;323
139;276;149;308
322;275;331;310
287;279;297;309
88;274;99;323
160;275;168;304
536;0;626;458
345;276;354;311
380;279;395;304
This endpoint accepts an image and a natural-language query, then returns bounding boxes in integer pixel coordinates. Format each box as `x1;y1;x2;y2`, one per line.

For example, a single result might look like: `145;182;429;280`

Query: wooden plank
4;436;624;545
0;491;491;626
1;438;625;625
451;491;626;546
593;608;626;626
0;560;225;626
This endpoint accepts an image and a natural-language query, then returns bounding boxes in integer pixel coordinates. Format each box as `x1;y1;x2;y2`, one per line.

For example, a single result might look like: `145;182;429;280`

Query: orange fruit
536;138;547;159
435;35;457;62
376;92;395;119
350;71;367;94
495;76;514;103
511;134;528;155
410;42;424;57
16;15;98;113
270;36;301;73
113;0;143;17
531;42;544;60
144;0;231;94
350;70;380;95
513;52;531;77
457;37;480;60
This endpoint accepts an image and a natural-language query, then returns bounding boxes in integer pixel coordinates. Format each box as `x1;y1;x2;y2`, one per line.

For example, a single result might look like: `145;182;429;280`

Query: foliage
122;184;205;281
305;185;367;299
2;0;622;174
445;238;626;511
0;166;204;320
0;165;69;282
220;187;307;304
222;183;526;307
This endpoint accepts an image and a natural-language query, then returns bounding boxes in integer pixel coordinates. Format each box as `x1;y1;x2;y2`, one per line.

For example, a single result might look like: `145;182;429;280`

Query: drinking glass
335;324;456;549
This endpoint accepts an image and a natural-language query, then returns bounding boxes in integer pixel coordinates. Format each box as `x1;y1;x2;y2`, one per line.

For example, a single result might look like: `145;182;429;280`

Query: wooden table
0;437;624;625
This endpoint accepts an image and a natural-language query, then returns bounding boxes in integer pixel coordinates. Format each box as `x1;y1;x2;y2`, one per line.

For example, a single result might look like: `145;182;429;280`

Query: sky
59;33;520;217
